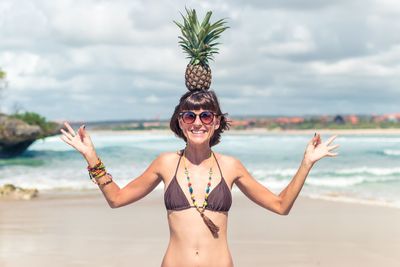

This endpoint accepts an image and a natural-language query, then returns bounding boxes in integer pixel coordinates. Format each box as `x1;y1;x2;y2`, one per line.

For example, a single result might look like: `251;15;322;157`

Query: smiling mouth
190;130;207;135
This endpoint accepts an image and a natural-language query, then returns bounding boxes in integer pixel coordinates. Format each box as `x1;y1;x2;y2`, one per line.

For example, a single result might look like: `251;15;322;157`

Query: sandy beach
1;191;399;267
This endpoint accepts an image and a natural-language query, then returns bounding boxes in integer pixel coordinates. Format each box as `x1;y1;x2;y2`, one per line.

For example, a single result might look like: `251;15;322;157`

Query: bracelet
87;157;110;184
89;172;113;186
98;173;113;186
97;173;114;186
87;158;105;171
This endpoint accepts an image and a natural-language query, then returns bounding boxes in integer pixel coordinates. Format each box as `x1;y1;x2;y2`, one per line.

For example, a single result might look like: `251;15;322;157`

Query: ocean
1;131;399;208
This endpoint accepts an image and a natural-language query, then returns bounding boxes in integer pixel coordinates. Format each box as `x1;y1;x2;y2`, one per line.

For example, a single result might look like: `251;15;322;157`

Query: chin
187;138;210;146
186;135;211;145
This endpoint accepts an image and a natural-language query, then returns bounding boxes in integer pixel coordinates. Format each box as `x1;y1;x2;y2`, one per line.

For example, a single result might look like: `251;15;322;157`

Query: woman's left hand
303;133;339;166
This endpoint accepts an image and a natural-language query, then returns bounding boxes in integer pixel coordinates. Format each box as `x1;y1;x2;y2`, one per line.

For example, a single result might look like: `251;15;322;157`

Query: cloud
0;0;399;121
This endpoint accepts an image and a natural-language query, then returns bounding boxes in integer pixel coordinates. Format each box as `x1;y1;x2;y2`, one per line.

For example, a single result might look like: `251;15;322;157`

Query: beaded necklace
181;149;220;237
182;149;213;213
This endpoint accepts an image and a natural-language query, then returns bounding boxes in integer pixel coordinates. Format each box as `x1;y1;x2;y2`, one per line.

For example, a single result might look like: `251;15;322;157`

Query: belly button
195;251;199;255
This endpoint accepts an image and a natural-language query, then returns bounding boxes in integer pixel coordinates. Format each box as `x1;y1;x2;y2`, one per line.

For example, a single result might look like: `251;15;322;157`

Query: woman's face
178;108;220;146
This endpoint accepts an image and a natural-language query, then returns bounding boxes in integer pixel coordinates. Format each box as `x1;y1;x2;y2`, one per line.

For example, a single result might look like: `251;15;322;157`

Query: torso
160;150;236;267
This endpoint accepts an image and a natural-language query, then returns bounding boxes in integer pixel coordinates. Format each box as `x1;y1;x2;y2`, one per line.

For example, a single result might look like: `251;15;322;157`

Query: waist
162;240;233;267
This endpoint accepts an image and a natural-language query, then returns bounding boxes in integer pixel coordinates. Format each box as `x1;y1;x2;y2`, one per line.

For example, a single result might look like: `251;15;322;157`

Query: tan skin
60;109;339;267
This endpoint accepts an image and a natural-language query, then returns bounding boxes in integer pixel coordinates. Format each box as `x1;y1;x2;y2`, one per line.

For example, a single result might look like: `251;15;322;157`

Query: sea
1;131;399;208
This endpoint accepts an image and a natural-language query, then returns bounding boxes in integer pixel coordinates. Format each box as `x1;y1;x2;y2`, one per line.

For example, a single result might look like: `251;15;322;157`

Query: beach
1;190;399;267
1;130;400;266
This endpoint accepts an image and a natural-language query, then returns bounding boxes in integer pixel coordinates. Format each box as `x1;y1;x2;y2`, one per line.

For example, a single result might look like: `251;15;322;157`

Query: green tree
0;69;7;110
10;111;60;138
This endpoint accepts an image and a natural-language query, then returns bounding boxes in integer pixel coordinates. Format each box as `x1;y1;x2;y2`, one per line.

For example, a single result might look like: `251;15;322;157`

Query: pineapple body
185;64;212;91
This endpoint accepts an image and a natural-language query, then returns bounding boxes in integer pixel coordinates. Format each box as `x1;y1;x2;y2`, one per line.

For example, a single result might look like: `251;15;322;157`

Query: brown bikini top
164;151;232;212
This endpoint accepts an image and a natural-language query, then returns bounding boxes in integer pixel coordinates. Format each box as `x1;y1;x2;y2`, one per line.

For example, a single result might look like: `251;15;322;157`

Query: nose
193;114;203;126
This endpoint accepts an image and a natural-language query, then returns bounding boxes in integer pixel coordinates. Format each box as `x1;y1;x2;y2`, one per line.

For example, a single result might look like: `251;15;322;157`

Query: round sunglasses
179;111;217;125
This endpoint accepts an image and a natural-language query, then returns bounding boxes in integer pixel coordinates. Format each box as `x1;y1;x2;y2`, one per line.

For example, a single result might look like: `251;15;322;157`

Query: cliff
0;113;62;158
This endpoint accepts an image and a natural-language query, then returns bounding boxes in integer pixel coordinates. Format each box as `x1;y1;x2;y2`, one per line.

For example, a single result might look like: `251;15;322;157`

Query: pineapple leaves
201;11;212;29
174;8;228;65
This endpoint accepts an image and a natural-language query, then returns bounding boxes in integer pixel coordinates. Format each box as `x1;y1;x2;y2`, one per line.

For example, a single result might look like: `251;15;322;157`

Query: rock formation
0;113;62;158
0;183;39;200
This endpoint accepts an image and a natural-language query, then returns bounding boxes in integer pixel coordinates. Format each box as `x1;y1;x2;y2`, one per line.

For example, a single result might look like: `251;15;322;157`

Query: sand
1;191;399;267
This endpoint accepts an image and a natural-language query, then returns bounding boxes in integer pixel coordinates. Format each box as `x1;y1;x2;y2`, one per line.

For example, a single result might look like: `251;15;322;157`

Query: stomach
161;209;233;267
161;241;233;267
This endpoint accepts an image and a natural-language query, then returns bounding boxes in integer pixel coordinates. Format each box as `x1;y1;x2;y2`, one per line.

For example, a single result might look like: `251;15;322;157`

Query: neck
184;143;212;165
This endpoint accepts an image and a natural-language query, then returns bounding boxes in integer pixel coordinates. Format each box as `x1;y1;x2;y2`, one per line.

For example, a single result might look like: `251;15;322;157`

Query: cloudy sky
0;0;399;122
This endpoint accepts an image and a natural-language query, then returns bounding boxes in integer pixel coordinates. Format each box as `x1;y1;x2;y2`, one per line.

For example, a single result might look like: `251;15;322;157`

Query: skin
60;109;339;267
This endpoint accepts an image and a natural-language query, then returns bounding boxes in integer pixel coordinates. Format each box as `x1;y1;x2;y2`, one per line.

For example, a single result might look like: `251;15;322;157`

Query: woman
60;89;338;267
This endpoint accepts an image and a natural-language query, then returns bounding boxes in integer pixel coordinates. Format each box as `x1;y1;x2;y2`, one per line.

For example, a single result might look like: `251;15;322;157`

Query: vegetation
0;69;5;80
10;111;60;138
0;69;6;107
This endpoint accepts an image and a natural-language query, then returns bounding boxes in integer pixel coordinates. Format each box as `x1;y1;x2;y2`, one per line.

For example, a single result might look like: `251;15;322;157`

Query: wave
383;149;400;156
333;167;400;176
337;137;400;143
251;167;400;178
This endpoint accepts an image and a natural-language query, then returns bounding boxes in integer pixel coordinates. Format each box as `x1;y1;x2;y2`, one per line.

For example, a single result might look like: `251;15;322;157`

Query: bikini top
164;151;232;212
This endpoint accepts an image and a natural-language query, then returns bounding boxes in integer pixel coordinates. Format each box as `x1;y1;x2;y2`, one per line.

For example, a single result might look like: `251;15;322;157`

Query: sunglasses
179;111;217;125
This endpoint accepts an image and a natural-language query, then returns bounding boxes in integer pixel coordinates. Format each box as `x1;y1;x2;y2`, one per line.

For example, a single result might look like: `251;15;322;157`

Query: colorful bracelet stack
87;158;113;186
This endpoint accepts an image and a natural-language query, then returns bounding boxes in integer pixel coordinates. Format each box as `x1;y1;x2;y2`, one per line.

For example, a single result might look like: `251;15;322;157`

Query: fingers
311;133;321;146
316;134;321;145
324;135;338;146
78;125;86;142
63;122;77;137
327;152;339;157
60;128;75;140
59;134;73;145
328;144;340;151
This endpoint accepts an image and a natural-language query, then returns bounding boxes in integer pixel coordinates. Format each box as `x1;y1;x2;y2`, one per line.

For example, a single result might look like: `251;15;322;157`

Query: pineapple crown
174;8;229;66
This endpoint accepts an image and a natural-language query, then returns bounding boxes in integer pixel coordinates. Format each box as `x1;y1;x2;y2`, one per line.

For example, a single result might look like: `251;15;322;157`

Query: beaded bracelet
87;158;112;185
88;160;104;171
97;173;114;186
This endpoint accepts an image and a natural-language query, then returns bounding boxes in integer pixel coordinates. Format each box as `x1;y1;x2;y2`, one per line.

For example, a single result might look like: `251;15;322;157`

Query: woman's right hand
59;122;96;157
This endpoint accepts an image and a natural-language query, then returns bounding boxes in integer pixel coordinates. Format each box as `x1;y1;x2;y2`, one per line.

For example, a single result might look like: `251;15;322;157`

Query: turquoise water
0;132;399;208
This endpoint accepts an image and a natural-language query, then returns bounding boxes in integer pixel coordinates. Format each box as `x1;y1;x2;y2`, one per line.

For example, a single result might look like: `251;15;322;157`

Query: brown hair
170;89;230;147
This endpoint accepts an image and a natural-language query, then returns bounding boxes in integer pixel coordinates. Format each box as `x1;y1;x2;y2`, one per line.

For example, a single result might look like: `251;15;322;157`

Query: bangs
180;91;218;112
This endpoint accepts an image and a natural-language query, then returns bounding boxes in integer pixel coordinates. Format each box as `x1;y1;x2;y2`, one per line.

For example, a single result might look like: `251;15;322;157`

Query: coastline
1;191;399;267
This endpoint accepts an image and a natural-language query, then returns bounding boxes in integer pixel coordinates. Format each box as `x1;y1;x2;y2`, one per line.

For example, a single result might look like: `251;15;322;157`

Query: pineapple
174;8;228;91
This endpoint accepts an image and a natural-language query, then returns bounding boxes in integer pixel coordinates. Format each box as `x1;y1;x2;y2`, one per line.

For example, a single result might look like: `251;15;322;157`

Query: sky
0;0;400;122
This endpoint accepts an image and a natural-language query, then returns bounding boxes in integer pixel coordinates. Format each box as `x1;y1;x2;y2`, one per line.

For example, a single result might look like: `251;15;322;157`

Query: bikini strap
212;152;224;178
173;150;184;177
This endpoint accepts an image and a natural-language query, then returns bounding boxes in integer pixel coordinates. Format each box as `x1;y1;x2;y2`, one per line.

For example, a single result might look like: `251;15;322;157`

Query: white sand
0;191;399;267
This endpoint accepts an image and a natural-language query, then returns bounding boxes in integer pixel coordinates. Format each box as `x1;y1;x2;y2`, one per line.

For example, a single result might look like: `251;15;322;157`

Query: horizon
60;112;396;124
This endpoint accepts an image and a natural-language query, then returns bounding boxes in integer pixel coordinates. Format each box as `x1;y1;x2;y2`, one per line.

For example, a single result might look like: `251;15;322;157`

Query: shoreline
87;128;400;136
2;187;398;210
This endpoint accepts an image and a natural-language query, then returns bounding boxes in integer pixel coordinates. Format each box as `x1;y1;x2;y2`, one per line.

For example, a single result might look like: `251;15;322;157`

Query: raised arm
84;152;163;208
234;134;339;215
60;122;163;208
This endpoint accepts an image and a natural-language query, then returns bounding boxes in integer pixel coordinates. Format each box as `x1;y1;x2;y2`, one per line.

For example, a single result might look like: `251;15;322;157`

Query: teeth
191;130;206;134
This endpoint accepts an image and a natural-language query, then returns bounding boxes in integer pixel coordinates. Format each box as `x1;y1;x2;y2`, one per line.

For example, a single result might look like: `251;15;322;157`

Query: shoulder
152;150;182;169
213;152;242;168
213;152;245;182
148;151;183;183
